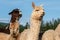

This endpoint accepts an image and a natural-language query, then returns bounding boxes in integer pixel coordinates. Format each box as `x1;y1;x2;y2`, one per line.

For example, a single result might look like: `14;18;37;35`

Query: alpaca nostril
43;12;45;14
43;12;45;15
19;14;22;17
41;12;45;17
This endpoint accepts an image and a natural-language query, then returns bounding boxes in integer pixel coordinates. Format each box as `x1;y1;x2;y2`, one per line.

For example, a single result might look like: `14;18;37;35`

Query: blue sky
0;0;60;25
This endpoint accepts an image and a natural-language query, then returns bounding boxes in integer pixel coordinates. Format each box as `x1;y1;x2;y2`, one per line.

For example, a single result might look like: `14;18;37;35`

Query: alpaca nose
42;12;45;16
19;13;22;17
13;32;16;35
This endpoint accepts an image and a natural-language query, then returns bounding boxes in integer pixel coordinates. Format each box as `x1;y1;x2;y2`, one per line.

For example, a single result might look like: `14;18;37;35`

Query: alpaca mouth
40;12;45;19
13;33;18;38
19;14;22;18
39;15;43;20
40;15;43;18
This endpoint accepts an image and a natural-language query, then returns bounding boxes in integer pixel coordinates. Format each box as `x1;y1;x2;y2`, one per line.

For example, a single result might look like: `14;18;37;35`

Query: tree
24;22;30;29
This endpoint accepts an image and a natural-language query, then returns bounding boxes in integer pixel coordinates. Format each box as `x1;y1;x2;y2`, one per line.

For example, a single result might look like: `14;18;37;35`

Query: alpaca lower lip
39;16;43;20
40;16;43;17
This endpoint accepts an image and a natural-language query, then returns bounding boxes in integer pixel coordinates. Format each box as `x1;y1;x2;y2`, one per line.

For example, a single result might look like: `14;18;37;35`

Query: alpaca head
31;2;45;20
9;8;22;23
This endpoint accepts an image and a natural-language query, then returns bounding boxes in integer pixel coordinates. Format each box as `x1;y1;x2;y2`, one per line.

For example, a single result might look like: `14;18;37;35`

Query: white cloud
0;18;9;21
0;18;10;23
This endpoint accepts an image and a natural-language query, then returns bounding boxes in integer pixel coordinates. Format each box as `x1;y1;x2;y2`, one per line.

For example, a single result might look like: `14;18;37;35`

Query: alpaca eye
35;10;39;11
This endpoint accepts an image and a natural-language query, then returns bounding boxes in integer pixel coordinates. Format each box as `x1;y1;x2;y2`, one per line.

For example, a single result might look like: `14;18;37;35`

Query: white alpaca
0;33;14;40
42;30;55;40
17;2;45;40
17;29;29;40
42;29;60;40
27;2;45;40
55;24;60;35
42;24;60;40
55;24;60;40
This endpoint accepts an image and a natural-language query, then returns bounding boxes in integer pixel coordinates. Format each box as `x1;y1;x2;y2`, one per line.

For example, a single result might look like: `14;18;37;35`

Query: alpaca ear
32;2;35;9
9;12;12;15
9;13;11;15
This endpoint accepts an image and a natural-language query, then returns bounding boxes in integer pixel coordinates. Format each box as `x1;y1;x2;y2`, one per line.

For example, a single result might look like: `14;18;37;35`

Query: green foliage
24;22;30;29
0;22;8;28
19;25;25;33
40;18;60;33
19;22;30;33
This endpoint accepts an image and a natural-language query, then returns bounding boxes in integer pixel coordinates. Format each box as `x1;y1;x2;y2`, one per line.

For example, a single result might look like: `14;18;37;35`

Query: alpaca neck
27;19;42;40
9;19;19;35
30;19;41;34
10;19;19;30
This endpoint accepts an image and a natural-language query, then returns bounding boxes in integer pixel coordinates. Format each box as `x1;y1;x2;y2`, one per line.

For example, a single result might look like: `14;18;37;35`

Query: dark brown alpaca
9;8;22;37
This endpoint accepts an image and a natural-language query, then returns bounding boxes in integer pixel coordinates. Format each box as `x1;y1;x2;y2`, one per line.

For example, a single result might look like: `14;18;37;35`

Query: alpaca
42;24;60;40
0;32;16;40
42;30;55;40
55;24;60;35
17;29;29;40
17;2;45;40
42;29;60;40
55;24;60;40
0;33;11;40
0;9;22;40
9;8;22;37
27;2;45;40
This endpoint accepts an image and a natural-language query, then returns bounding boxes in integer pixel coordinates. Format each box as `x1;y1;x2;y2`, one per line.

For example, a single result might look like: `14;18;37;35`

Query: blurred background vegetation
0;18;60;33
